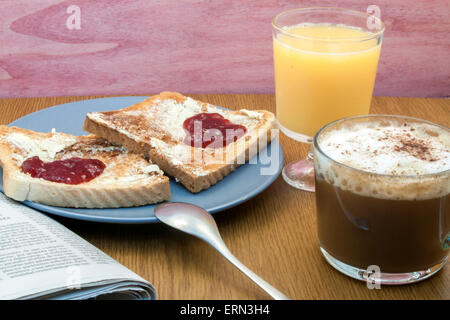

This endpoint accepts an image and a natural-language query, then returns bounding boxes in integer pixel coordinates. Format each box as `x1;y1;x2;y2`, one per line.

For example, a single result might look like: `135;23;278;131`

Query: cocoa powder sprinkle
393;136;438;162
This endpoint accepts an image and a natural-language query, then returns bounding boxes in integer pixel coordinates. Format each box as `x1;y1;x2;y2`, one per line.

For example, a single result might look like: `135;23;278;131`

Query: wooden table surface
0;94;449;300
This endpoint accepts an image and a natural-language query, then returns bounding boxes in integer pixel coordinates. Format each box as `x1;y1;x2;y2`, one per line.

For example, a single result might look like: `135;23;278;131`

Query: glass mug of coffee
313;114;449;284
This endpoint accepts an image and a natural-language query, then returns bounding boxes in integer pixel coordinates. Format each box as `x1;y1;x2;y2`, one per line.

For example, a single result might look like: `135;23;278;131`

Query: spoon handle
210;237;291;300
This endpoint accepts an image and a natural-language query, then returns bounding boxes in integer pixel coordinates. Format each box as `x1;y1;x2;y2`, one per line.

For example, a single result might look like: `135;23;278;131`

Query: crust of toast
0;126;170;208
84;92;277;193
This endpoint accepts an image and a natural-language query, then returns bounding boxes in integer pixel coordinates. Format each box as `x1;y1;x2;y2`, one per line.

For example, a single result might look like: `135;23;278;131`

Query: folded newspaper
0;192;157;300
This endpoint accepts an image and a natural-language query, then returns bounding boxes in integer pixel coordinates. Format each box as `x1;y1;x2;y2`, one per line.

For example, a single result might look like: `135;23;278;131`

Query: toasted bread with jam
84;92;277;193
0;125;170;208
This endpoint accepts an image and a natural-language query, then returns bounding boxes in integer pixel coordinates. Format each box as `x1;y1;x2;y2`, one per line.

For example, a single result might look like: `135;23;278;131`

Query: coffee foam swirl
315;118;450;200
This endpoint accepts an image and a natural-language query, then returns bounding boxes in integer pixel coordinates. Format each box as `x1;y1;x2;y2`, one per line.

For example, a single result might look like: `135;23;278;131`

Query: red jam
183;113;247;148
21;156;106;185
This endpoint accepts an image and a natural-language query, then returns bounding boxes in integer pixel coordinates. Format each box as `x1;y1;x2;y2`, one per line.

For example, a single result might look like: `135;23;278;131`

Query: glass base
320;247;448;285
278;121;315;191
282;159;315;192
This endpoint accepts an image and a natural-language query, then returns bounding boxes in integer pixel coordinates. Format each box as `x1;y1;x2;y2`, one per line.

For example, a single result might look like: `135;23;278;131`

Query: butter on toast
0;126;170;208
83;92;277;193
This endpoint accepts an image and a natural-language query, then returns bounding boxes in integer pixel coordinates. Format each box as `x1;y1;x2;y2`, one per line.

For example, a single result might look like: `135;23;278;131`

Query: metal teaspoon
154;202;291;300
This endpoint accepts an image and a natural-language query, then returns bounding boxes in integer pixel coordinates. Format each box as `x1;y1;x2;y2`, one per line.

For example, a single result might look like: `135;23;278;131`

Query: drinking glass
313;114;449;284
272;7;384;191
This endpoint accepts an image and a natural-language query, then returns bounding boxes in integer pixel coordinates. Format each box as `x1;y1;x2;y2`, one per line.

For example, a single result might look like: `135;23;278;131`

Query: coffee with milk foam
315;118;450;201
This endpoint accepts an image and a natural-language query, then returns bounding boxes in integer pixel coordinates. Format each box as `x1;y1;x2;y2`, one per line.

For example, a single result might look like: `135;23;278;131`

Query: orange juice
273;23;382;140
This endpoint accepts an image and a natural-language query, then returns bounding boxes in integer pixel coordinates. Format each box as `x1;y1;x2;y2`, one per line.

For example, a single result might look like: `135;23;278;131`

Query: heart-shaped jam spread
183;113;247;148
21;156;106;185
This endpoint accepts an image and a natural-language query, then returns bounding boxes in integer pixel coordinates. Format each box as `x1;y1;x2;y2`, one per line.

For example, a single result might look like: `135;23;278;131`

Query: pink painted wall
0;0;449;98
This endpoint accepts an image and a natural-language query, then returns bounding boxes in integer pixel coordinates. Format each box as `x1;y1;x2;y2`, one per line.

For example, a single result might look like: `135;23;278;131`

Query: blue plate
0;96;283;223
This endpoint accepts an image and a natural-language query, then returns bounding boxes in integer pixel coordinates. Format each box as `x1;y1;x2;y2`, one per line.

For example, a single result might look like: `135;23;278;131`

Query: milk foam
315;118;450;200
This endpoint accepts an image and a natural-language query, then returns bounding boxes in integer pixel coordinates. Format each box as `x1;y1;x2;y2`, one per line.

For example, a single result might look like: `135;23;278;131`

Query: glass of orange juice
272;7;384;191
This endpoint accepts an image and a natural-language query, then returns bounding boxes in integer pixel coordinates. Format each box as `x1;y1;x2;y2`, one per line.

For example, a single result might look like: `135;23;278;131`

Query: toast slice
84;92;277;193
0;125;170;208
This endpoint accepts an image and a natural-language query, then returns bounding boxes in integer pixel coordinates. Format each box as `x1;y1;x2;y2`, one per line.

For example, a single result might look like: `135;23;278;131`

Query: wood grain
0;1;449;98
0;94;449;299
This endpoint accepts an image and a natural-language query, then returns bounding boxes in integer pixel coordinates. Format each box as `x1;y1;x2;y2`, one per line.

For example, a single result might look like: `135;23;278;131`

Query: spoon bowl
154;202;291;300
